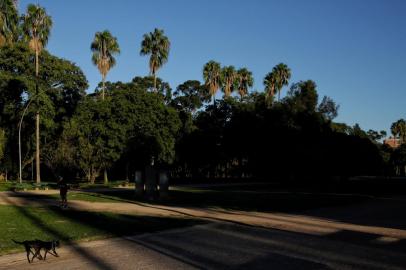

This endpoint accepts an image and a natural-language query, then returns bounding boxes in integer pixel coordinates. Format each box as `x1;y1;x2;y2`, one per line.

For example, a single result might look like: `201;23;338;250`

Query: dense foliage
0;2;404;182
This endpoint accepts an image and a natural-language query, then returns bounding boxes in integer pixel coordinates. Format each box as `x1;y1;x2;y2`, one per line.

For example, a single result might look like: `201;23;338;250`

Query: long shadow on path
2;195;202;269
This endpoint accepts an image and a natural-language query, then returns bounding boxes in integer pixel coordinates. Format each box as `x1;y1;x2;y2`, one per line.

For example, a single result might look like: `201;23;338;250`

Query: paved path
0;191;406;269
1;222;405;270
1;191;406;240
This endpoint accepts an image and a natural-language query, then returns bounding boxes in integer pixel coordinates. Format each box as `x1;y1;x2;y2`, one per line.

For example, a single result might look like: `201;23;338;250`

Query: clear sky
18;0;406;133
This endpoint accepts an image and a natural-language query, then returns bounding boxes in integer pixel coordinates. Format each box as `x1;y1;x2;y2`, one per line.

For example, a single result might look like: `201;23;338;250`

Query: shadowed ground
0;188;405;269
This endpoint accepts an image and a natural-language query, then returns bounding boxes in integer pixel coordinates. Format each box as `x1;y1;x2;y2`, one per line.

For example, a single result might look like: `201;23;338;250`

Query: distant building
384;137;401;148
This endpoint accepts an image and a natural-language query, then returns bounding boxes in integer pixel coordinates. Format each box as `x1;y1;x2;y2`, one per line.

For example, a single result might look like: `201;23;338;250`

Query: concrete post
145;165;157;200
134;171;143;197
159;171;169;199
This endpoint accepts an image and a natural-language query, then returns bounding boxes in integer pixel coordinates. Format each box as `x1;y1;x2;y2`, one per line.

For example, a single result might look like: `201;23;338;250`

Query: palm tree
391;119;406;144
221;66;237;98
236;68;253;100
91;30;120;100
203;60;222;104
140;28;170;91
0;0;19;46
274;63;291;101
21;4;52;184
263;71;277;103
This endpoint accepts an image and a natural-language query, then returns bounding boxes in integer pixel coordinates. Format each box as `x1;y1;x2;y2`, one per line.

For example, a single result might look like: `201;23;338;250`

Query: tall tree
287;80;319;113
236;68;253;100
21;4;52;184
391;119;406;144
91;30;120;100
221;65;237;98
0;128;5;161
263;71;277;104
140;28;170;91
318;96;339;121
0;0;19;46
0;44;88;180
203;60;222;104
274;63;291;101
172;80;210;113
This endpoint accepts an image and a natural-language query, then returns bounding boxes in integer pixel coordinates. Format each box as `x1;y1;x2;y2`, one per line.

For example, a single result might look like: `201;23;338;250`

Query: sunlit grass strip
0;205;200;255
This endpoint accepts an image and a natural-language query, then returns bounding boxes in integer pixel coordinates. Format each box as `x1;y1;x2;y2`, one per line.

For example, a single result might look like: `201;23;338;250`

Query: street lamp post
18;98;34;183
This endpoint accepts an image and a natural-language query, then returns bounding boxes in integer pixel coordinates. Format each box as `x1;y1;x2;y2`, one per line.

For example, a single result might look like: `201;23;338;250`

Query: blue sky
18;0;406;133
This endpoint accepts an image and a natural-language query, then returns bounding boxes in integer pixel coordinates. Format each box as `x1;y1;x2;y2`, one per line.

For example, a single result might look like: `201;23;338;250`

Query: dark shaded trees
171;80;210;114
391;119;406;144
172;80;384;182
391;144;406;176
318;96;339;121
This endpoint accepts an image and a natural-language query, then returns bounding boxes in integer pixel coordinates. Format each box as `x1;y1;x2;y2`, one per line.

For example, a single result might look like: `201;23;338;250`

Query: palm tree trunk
278;90;280;101
35;49;40;184
35;112;40;183
35;49;39;77
102;74;105;100
153;73;157;92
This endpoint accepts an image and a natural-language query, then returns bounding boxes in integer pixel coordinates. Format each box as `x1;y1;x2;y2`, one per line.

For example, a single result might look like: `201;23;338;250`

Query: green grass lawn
0;182;13;191
30;191;135;203
2;181;368;212
59;187;367;213
0;180;134;192
0;205;201;255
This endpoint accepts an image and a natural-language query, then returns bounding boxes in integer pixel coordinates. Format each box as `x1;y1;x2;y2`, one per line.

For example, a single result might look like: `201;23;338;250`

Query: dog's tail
12;239;24;245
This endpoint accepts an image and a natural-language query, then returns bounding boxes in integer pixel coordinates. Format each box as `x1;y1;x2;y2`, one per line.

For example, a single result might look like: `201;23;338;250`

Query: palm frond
140;28;170;75
21;4;52;53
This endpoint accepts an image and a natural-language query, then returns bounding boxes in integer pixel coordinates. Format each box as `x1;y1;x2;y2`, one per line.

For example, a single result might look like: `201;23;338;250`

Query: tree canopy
0;8;402;183
140;28;170;91
91;30;120;100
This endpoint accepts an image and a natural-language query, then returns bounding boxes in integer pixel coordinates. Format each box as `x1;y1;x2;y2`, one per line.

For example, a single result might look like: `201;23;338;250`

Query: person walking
58;177;69;208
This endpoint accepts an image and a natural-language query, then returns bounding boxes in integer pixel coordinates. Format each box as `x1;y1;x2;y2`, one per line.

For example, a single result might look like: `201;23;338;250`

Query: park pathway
1;191;406;240
0;190;406;269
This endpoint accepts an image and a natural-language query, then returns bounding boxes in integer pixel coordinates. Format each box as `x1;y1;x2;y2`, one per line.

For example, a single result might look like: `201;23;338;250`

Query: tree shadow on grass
3;192;406;269
82;188;367;213
2;195;203;269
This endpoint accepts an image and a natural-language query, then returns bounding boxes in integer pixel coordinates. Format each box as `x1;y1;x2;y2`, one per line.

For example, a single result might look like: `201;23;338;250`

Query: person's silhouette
58;177;69;208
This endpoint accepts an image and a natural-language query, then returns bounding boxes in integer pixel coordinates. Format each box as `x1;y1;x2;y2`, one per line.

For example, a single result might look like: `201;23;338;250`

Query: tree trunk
104;168;108;184
35;49;41;184
35;49;39;77
89;166;97;184
36;112;40;184
90;174;96;184
153;73;157;92
102;74;105;100
87;168;91;182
